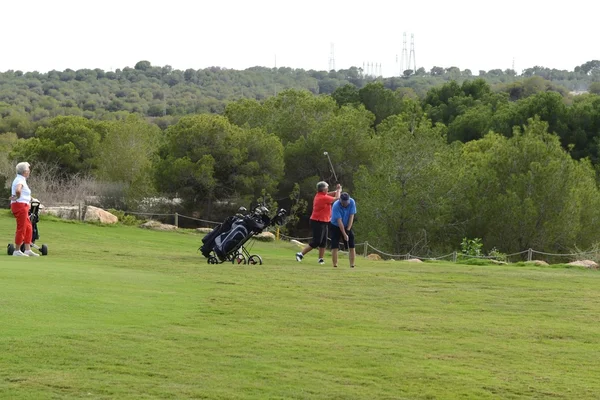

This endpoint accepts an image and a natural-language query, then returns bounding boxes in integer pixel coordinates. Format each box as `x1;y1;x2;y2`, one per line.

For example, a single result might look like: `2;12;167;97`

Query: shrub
0;174;10;209
458;258;495;266
488;247;507;262
461;237;483;257
107;209;143;226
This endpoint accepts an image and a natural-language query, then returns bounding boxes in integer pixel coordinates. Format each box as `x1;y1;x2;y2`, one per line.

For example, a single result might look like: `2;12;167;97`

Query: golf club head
323;151;328;156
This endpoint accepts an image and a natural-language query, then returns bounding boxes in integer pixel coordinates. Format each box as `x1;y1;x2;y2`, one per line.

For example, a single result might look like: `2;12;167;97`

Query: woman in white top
9;162;39;256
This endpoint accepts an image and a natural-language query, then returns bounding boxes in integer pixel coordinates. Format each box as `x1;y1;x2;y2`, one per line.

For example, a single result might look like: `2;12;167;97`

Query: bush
107;209;144;226
488;247;507;262
461;237;483;257
458;258;495;266
0;174;10;209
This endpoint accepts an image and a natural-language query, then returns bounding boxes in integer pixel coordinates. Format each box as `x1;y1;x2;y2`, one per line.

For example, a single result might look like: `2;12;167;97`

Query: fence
345;242;599;264
123;210;222;228
50;207;599;264
271;231;599;264
41;205;223;227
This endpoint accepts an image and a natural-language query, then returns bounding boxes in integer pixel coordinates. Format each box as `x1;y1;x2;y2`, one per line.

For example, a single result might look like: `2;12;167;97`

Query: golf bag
200;205;286;265
200;215;237;258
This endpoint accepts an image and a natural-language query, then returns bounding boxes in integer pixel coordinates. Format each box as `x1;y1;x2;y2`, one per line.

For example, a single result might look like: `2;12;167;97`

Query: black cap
340;192;350;202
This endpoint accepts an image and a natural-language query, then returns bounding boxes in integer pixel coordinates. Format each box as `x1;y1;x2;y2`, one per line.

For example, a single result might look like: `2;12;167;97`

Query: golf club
323;151;338;183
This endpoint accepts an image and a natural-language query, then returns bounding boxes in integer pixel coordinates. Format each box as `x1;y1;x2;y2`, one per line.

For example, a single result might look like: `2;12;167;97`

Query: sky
1;0;598;77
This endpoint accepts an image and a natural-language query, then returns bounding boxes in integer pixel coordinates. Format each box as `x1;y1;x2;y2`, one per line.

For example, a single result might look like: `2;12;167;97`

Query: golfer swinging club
296;180;341;264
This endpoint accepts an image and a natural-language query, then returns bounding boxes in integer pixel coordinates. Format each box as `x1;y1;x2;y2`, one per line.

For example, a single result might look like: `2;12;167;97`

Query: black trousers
330;225;355;249
309;220;329;248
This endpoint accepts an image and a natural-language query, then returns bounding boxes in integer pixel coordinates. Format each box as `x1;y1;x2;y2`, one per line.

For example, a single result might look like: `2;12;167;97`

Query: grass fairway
1;212;600;399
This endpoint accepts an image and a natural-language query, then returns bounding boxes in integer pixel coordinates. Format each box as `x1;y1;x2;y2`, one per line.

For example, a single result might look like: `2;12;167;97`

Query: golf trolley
7;200;48;256
199;204;286;265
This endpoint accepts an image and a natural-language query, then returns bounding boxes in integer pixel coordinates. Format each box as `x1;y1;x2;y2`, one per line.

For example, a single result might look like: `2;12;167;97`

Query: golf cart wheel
7;244;15;256
248;255;263;265
41;244;48;256
207;256;219;264
232;253;247;265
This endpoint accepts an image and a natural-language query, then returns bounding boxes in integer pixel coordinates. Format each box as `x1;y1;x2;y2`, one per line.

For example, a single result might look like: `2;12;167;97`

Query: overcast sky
2;0;597;77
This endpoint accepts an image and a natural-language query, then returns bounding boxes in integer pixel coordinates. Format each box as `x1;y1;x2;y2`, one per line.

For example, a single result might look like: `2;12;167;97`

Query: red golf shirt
310;192;336;222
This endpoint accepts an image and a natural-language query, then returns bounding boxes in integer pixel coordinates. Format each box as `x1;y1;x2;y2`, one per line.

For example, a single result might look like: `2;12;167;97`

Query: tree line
1;61;600;257
1;59;599;141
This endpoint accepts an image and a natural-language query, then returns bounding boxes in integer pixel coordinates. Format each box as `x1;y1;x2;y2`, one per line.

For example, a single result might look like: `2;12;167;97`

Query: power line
400;32;408;76
408;33;416;72
328;43;335;72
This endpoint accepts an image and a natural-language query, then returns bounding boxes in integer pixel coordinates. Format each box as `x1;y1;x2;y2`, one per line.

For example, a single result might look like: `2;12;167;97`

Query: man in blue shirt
330;192;357;268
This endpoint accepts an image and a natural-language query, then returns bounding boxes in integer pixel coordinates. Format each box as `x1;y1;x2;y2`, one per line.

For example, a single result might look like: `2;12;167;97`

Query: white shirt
11;175;31;204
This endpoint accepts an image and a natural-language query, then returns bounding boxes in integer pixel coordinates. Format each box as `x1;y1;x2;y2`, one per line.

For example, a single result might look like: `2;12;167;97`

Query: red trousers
11;202;32;246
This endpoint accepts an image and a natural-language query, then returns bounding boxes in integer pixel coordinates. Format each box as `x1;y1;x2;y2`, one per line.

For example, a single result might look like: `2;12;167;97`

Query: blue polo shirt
330;198;356;228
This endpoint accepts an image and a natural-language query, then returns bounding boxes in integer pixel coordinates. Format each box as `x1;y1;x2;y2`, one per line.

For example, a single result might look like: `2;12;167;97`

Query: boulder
406;258;423;263
84;206;118;224
567;260;599;269
254;232;276;242
367;253;381;261
197;227;213;233
42;205;118;224
42;206;80;220
140;220;178;231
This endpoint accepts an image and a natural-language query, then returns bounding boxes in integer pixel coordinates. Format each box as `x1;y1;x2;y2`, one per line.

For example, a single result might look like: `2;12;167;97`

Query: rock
290;240;305;247
406;258;423;263
140;220;178;231
525;260;550;267
140;220;161;229
42;205;118;224
254;232;276;242
42;206;80;220
197;227;214;233
84;206;118;224
367;253;381;261
567;260;599;269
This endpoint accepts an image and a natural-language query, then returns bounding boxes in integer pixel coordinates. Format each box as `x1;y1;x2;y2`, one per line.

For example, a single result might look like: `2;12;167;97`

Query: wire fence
275;232;599;265
39;205;600;265
123;210;222;227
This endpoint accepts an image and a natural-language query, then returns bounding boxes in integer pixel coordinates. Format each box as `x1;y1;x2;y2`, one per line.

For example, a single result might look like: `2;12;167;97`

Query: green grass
1;212;599;399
